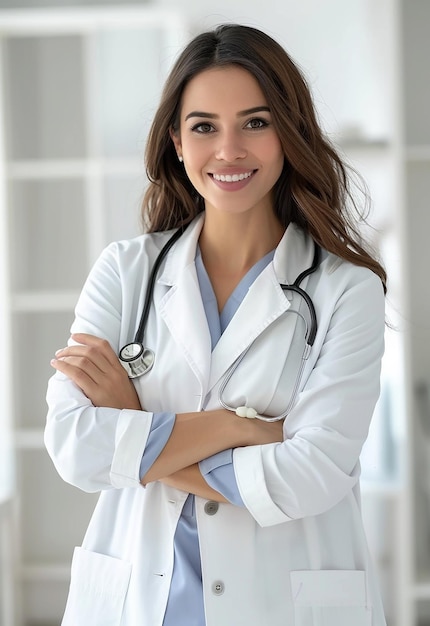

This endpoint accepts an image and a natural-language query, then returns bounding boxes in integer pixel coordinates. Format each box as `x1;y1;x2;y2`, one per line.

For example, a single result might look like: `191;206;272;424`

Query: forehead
180;65;267;115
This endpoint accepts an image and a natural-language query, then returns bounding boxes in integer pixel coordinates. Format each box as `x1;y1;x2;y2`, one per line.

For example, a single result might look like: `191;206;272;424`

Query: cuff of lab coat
233;444;292;527
110;409;153;488
199;449;244;506
139;412;175;481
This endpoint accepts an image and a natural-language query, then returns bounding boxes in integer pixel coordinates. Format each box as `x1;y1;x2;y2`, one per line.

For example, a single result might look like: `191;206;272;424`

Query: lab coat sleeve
233;267;385;527
45;242;153;493
138;412;176;480
199;450;245;506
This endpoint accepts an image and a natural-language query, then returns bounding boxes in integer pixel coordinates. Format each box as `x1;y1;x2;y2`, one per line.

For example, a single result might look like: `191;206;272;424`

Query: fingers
54;344;111;376
50;334;142;410
71;333;119;367
51;333;126;398
51;353;102;384
50;355;99;395
54;334;119;374
50;350;137;409
56;334;118;366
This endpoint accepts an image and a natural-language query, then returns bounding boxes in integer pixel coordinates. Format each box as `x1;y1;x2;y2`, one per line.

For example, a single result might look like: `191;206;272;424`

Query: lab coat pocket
290;570;372;626
62;546;132;626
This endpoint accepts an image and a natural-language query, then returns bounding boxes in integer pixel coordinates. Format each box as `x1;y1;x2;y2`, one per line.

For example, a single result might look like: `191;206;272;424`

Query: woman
45;24;387;626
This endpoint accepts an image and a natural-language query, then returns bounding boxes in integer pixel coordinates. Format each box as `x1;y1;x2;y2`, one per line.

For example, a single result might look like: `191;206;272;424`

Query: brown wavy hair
142;23;386;292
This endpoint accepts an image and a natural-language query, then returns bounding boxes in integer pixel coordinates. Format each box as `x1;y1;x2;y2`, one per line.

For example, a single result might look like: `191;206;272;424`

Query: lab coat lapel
157;215;212;393
207;223;315;393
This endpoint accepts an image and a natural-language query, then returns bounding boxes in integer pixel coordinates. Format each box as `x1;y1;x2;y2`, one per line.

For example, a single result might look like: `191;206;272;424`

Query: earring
178;155;183;163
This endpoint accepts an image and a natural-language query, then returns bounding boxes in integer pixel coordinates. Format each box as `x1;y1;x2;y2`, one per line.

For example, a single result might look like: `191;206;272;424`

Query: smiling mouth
211;170;255;183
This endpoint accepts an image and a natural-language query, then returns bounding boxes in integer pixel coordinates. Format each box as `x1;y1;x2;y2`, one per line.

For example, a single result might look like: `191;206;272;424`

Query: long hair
143;24;386;291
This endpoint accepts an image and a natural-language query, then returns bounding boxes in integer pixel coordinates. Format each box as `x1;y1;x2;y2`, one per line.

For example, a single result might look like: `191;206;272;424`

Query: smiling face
171;65;285;220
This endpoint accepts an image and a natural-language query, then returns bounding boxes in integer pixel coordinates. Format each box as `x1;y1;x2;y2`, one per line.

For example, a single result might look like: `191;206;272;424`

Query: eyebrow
184;106;271;121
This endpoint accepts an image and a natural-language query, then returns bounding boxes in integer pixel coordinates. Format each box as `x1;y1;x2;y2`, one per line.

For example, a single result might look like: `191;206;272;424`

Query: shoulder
313;248;385;335
106;229;176;260
319;247;384;297
92;229;177;277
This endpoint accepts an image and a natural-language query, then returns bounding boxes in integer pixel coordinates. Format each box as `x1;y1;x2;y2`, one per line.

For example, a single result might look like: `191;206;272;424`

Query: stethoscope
118;225;186;378
119;225;320;421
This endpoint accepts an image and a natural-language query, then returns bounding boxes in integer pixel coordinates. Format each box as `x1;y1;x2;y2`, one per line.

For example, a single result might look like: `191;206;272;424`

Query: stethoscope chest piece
118;225;187;380
119;342;155;379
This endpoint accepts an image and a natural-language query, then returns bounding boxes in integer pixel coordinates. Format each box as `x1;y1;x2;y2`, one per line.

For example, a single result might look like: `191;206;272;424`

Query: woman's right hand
51;333;142;411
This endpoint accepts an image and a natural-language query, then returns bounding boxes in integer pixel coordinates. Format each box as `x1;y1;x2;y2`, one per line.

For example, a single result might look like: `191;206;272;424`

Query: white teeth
213;171;253;182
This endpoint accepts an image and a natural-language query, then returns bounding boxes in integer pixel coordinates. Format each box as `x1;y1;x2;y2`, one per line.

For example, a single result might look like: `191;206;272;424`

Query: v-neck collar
195;246;275;350
157;213;316;395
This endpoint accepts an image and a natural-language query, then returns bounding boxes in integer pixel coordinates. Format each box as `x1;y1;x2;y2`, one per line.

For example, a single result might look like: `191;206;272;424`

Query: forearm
159;464;229;503
142;409;246;484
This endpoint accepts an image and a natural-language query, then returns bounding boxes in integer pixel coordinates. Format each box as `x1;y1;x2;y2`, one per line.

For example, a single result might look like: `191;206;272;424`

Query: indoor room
0;0;429;624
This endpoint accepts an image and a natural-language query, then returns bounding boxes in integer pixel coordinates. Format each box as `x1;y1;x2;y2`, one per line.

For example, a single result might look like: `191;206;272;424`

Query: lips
209;169;256;191
212;170;254;183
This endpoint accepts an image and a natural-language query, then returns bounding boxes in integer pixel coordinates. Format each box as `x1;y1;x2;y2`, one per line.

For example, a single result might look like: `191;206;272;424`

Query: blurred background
0;0;428;624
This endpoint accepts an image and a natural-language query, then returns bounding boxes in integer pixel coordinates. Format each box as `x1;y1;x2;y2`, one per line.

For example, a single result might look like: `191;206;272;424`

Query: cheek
183;139;208;166
260;135;284;164
182;143;210;187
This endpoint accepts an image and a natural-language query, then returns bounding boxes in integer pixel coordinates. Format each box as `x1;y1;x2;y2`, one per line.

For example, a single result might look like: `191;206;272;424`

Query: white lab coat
45;213;387;626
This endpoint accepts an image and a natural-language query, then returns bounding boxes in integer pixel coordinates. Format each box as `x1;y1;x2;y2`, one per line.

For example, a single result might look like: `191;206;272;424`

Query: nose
215;130;247;162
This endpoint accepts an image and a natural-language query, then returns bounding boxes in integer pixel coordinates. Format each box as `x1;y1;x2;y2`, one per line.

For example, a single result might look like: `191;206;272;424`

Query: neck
199;211;285;274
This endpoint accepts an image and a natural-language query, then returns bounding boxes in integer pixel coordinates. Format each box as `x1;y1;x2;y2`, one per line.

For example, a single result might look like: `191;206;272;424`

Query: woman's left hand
51;333;142;410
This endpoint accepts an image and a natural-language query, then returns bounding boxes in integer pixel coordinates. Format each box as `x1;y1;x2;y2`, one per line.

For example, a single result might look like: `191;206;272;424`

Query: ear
169;127;182;156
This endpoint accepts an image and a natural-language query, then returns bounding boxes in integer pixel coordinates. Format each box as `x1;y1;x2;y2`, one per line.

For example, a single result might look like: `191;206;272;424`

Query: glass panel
94;28;165;158
406;163;430;380
19;449;97;564
4;35;86;159
12;312;74;429
103;175;145;243
8;179;88;291
403;0;430;145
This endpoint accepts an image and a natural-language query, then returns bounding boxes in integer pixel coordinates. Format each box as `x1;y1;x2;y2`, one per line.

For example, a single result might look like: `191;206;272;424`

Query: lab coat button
212;580;225;595
204;501;219;515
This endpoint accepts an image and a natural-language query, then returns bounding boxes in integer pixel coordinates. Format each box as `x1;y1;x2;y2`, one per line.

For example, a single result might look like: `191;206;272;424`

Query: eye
245;118;269;130
191;122;214;134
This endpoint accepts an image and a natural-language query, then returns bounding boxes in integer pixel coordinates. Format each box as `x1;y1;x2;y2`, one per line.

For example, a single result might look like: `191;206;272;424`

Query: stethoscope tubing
218;309;313;421
121;223;320;421
134;225;186;345
218;244;320;421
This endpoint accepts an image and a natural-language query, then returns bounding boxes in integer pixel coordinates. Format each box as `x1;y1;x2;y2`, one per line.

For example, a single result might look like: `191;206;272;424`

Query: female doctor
45;24;388;626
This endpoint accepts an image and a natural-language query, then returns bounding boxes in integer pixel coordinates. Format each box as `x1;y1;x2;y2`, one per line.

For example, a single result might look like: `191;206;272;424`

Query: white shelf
0;9;186;624
21;564;71;582
11;291;80;312
336;138;391;151
7;157;143;180
14;430;44;450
